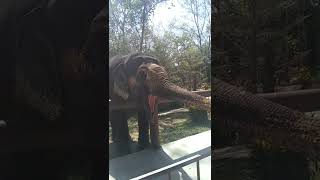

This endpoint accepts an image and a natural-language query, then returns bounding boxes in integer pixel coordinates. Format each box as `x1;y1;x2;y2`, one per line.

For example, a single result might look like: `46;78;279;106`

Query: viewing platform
109;130;211;180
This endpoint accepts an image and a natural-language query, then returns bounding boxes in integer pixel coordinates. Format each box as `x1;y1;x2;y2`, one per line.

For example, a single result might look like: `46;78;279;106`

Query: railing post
197;160;200;180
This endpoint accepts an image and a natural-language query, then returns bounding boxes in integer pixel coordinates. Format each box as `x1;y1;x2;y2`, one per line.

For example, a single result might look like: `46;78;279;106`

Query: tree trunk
248;0;257;93
263;46;275;93
192;73;197;91
121;10;126;50
283;6;290;84
307;6;320;76
190;109;209;123
139;1;147;52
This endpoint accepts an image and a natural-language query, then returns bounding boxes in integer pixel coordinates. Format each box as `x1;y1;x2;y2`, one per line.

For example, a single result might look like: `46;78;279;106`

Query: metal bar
168;171;171;180
130;147;211;180
130;155;201;180
197;160;200;180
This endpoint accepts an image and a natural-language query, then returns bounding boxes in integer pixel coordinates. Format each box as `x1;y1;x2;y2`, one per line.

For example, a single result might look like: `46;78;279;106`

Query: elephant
213;78;320;158
109;53;211;147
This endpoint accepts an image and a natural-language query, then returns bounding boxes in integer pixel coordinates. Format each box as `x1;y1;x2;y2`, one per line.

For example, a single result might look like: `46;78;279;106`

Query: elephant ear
112;63;129;100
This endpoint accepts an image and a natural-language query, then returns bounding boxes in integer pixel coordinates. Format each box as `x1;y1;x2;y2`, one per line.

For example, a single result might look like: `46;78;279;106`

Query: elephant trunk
159;82;211;111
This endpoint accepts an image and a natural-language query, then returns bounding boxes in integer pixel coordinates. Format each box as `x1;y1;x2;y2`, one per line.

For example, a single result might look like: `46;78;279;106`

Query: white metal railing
130;147;211;180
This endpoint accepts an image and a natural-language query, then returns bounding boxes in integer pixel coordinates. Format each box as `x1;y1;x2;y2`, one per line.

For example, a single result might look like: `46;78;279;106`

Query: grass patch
160;118;211;144
109;109;211;144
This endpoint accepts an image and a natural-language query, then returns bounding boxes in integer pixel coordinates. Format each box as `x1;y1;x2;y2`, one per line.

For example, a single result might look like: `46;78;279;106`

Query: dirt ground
108;108;211;144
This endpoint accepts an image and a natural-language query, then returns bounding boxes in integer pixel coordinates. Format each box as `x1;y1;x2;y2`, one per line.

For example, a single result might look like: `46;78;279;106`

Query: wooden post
150;98;160;148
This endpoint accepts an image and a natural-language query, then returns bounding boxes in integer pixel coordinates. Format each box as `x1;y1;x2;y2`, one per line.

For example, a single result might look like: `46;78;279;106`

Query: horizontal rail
213;145;252;160
258;88;320;98
258;88;320;112
130;146;211;180
109;90;211;111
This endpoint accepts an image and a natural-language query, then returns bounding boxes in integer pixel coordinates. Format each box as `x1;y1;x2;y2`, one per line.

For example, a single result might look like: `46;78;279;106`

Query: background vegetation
109;0;211;90
213;1;320;179
213;0;320;93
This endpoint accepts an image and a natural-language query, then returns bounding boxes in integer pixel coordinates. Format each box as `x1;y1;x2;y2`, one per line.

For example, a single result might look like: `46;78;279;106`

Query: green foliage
200;82;211;90
109;0;211;89
109;0;167;55
214;0;312;90
187;104;201;111
295;66;313;83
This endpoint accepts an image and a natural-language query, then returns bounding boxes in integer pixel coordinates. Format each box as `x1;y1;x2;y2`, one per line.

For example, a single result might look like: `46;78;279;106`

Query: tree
213;0;312;92
181;0;211;83
109;0;210;90
109;0;167;55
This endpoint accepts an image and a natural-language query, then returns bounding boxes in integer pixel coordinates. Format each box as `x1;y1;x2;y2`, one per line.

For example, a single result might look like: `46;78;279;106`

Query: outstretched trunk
160;82;210;111
213;78;320;156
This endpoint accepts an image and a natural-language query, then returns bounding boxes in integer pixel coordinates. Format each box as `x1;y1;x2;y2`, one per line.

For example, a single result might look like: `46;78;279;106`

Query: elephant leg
138;109;150;147
110;110;131;142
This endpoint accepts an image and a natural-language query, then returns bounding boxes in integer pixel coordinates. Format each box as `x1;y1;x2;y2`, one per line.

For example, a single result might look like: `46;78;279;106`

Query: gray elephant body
109;53;159;146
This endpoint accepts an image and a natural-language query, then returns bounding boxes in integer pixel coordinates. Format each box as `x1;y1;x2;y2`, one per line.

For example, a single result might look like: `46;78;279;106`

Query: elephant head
135;62;211;111
110;53;159;100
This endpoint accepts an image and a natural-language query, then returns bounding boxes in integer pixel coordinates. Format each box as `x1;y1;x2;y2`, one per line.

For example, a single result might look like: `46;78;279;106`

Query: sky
151;0;211;39
151;0;193;36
